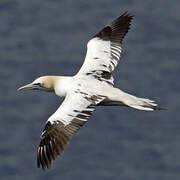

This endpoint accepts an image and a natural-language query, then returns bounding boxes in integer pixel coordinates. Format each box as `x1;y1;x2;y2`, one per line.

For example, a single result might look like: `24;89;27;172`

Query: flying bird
18;12;163;170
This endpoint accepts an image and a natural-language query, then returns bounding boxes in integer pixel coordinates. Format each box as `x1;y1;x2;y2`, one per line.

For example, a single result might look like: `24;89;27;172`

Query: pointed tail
128;97;165;111
99;95;165;111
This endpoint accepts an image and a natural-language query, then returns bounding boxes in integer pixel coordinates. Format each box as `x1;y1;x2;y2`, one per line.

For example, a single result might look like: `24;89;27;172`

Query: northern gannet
18;12;163;170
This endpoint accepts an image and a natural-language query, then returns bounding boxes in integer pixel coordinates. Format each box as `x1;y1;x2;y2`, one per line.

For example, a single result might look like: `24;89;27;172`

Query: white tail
128;97;162;111
99;88;164;111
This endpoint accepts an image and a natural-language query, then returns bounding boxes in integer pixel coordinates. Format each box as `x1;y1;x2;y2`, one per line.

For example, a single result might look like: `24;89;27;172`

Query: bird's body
48;75;158;111
18;12;163;170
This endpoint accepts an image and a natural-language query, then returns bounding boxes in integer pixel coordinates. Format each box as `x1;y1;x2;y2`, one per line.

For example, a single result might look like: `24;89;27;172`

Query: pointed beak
18;83;38;91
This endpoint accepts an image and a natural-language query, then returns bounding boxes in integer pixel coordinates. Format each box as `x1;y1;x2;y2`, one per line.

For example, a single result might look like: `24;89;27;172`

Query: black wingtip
112;11;133;24
121;11;134;18
94;11;133;43
111;11;133;26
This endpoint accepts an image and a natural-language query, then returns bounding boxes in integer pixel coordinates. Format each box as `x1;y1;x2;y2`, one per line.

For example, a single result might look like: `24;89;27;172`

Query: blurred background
0;0;179;179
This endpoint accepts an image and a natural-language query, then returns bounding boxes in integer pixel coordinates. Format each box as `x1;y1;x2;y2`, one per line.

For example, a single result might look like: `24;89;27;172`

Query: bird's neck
53;76;73;97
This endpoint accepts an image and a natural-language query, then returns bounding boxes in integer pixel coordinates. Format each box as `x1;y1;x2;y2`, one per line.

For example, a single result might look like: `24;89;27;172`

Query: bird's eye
34;83;41;86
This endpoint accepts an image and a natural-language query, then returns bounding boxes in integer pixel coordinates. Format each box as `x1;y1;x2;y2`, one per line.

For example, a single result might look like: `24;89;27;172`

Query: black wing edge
37;121;72;171
94;11;133;44
37;118;87;171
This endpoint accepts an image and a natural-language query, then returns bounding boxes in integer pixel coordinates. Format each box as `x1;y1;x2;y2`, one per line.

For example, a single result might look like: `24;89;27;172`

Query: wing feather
77;12;133;85
37;91;105;170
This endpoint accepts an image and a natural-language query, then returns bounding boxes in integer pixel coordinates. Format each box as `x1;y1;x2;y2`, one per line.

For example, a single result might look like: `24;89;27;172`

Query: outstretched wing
37;91;105;170
77;12;133;85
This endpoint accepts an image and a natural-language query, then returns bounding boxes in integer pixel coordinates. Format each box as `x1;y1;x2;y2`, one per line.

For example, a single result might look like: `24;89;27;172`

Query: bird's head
18;76;57;92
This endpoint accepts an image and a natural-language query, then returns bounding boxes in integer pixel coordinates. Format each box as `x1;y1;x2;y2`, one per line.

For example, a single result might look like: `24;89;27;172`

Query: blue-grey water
0;0;179;180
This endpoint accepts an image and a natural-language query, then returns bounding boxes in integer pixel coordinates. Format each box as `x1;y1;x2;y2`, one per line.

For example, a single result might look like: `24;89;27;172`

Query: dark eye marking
34;83;41;86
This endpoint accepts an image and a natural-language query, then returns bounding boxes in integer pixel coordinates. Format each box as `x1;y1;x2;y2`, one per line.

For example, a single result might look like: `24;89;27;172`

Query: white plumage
18;12;163;170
